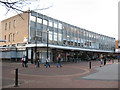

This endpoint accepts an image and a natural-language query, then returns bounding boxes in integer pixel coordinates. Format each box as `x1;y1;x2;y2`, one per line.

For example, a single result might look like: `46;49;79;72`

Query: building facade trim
26;44;114;53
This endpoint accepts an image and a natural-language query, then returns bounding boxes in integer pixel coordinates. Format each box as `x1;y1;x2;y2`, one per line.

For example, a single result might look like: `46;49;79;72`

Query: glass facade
29;11;115;52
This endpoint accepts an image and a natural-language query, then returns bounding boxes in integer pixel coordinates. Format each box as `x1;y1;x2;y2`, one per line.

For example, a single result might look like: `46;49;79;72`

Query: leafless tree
0;0;53;14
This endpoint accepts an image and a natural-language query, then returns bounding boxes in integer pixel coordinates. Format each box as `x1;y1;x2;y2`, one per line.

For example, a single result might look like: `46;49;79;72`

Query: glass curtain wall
71;26;74;46
29;11;115;52
63;23;67;46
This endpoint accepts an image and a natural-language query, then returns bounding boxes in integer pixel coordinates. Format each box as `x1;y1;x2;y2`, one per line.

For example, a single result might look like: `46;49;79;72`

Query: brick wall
116;40;118;49
1;12;29;46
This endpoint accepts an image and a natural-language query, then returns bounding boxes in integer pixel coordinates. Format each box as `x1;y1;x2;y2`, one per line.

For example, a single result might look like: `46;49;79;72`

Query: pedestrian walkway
0;61;2;90
80;63;119;81
1;60;119;88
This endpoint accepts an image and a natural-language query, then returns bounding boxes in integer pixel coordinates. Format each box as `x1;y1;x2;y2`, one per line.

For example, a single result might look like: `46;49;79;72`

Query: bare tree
0;0;53;14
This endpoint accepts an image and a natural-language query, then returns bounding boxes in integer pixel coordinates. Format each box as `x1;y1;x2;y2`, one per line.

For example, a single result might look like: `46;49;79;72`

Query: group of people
21;54;118;68
21;54;62;68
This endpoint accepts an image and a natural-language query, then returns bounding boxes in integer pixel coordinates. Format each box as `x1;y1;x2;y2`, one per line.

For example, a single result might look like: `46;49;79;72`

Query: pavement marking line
10;67;91;78
8;66;92;87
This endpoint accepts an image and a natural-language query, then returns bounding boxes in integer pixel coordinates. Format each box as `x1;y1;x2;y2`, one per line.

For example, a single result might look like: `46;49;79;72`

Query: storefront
26;43;114;63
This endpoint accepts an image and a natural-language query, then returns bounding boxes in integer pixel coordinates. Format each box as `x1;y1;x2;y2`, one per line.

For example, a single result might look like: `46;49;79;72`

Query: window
54;21;57;28
4;35;6;40
4;35;6;43
75;28;77;37
13;20;15;29
63;24;67;45
49;20;52;27
59;23;62;29
37;18;42;24
43;19;48;25
9;22;11;30
8;34;10;42
30;16;35;22
11;34;12;42
5;23;7;31
13;34;15;41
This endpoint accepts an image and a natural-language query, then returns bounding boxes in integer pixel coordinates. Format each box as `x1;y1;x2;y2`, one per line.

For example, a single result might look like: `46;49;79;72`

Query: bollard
89;61;91;69
14;68;18;87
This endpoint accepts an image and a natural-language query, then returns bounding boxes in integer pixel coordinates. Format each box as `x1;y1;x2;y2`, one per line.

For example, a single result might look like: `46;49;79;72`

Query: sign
23;36;28;42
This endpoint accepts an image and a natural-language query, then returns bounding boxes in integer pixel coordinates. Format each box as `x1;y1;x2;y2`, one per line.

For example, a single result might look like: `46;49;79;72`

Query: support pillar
31;48;33;64
26;48;28;62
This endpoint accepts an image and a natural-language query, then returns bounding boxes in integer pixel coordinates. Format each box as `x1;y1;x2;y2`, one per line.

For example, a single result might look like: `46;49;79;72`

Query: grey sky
0;0;119;39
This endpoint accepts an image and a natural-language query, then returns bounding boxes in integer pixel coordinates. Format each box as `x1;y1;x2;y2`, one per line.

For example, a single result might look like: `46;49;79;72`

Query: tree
0;0;53;14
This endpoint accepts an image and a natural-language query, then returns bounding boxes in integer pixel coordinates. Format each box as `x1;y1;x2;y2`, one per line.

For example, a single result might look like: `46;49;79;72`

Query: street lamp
42;28;49;65
35;36;37;65
46;28;49;63
35;13;38;65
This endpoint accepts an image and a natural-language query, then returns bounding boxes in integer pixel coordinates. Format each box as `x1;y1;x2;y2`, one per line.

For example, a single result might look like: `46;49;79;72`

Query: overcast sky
0;0;119;40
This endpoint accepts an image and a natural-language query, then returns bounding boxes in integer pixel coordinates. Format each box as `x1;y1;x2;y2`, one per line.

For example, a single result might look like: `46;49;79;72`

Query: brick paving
1;60;119;88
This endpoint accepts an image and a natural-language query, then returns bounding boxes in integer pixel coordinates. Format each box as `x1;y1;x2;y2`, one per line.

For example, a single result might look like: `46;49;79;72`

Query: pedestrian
100;54;103;67
36;59;40;68
87;55;90;61
21;55;25;67
57;54;62;68
46;58;50;68
72;57;74;62
61;58;63;62
25;56;28;68
103;56;107;65
117;55;120;62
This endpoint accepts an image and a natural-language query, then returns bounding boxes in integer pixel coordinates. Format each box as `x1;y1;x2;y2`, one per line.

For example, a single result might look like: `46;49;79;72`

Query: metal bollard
14;68;18;87
89;61;91;69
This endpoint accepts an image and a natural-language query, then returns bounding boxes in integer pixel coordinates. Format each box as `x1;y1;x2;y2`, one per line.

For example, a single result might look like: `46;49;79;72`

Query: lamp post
42;28;49;65
47;28;49;62
35;36;37;65
34;14;37;64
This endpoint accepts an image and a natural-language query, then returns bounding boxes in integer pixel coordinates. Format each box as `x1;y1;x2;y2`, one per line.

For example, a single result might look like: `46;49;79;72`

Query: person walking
117;55;120;62
100;54;103;67
103;55;107;65
87;55;90;62
25;56;28;68
36;59;40;68
21;55;25;67
46;58;50;68
57;54;62;68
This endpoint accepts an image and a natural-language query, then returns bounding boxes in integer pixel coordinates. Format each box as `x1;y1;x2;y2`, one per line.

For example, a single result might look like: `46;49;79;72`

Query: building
118;2;120;54
118;21;120;53
0;11;116;62
1;12;29;47
116;40;119;52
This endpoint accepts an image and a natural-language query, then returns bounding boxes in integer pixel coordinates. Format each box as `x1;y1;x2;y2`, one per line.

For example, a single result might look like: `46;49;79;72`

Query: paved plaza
1;60;120;89
81;63;119;81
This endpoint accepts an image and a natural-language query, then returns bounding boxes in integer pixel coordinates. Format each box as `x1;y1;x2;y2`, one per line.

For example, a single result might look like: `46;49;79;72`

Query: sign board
23;36;28;42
